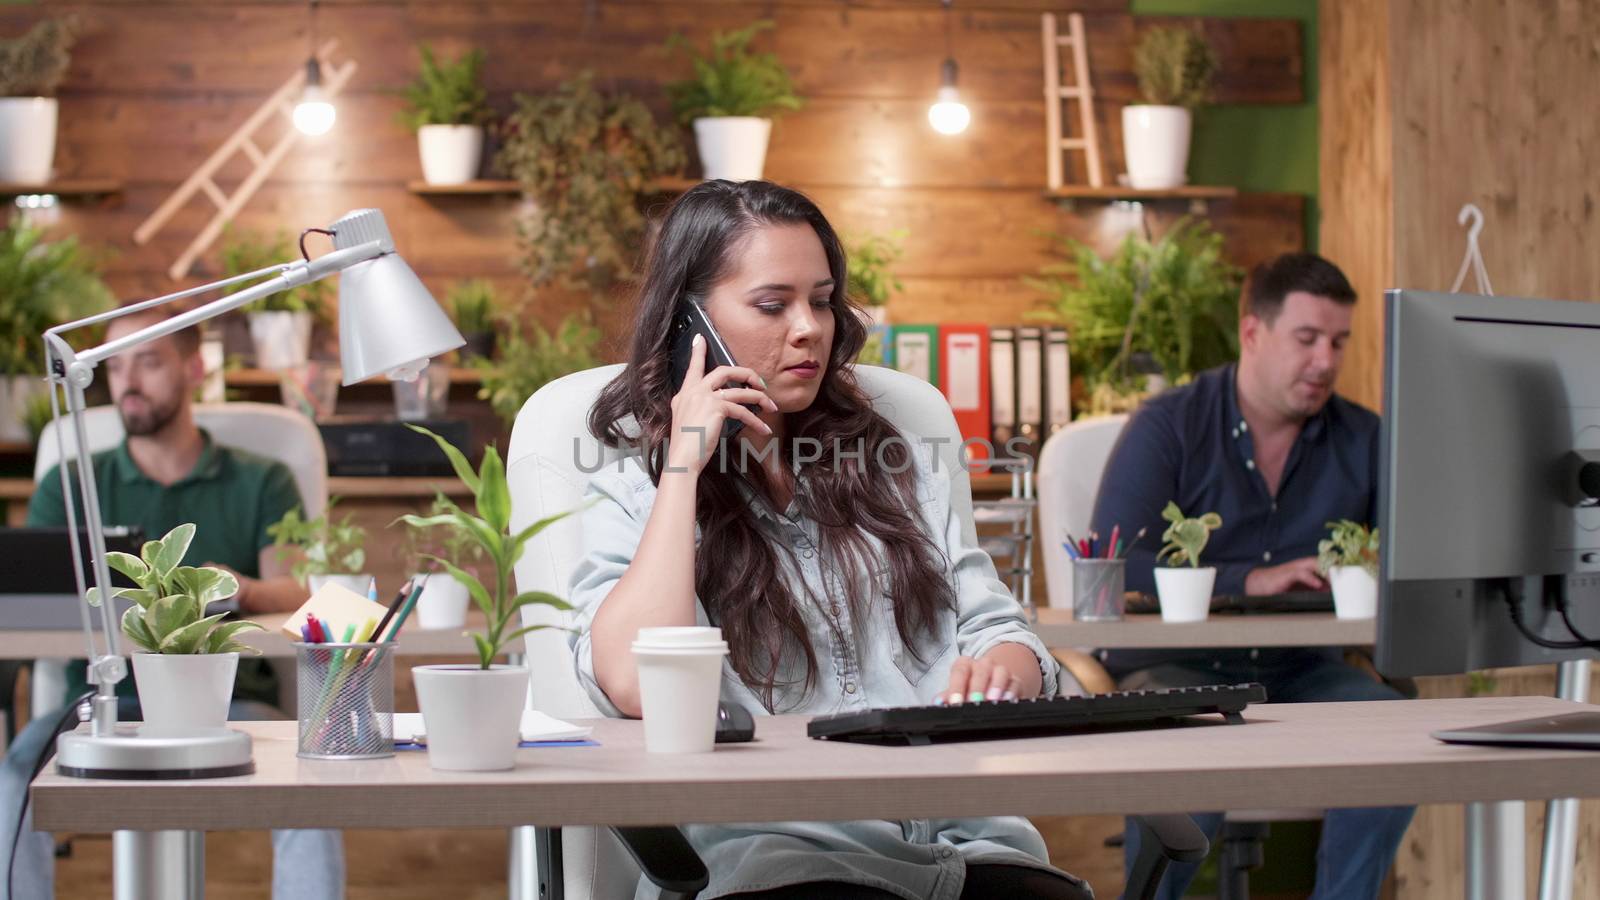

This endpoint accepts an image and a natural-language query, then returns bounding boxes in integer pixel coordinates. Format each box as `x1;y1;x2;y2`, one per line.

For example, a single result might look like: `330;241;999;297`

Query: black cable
1501;587;1600;652
8;691;94;900
1555;591;1600;651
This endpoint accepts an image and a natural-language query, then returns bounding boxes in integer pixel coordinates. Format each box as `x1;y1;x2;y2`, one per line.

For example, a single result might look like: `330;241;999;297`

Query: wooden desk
0;612;486;660
32;697;1600;833
1031;608;1376;649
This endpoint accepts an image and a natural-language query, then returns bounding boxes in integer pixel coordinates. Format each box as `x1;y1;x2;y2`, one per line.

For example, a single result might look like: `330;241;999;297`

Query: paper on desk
392;710;593;744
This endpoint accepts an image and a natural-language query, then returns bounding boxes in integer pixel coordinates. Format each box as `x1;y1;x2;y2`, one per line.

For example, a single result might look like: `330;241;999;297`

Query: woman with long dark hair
571;180;1087;900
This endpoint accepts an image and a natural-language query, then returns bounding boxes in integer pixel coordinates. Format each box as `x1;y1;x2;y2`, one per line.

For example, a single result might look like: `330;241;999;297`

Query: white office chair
29;402;329;716
1036;413;1129;609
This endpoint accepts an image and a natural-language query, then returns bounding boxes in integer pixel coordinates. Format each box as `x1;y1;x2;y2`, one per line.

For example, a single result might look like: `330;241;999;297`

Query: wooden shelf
225;367;486;387
1043;185;1237;201
329;476;471;498
0;179;123;197
408;176;699;196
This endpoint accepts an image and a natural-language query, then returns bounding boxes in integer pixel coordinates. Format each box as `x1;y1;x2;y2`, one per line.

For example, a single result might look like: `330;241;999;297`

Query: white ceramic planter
1122;105;1192;190
693;117;772;182
417;125;484;185
1329;566;1378;620
414;573;470;630
0;374;45;443
864;305;890;328
0;97;57;184
307;573;374;598
131;652;239;728
412;664;529;770
1154;566;1216;623
248;310;313;371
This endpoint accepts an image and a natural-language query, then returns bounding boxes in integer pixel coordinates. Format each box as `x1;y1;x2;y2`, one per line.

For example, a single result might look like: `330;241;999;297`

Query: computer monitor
0;526;144;629
1377;289;1600;678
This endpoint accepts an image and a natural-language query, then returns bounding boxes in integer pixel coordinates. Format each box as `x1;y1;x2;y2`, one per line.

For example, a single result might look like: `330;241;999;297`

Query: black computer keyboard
807;683;1268;746
1123;591;1334;615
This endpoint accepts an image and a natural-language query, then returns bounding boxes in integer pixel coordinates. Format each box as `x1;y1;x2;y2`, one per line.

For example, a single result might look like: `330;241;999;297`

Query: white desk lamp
41;208;463;779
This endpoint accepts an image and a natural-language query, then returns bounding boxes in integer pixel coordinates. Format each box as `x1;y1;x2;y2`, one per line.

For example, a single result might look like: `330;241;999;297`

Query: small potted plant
1318;520;1379;620
474;312;602;427
218;228;330;371
401;425;581;771
447;278;498;362
87;524;265;728
0;17;76;183
0;216;111;441
1124;25;1217;190
399;496;485;630
665;20;803;181
267;499;371;596
846;229;907;328
398;44;492;186
1154;501;1222;623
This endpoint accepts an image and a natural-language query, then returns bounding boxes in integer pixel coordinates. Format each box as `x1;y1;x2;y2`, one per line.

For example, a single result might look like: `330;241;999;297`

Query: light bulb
294;86;336;136
928;85;970;135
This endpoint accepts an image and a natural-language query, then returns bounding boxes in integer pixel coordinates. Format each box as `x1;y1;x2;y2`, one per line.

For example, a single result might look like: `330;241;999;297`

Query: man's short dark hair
1243;253;1357;322
113;300;200;358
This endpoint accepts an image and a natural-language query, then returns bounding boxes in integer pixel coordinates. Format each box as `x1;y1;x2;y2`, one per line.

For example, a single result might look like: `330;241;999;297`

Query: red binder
939;324;991;467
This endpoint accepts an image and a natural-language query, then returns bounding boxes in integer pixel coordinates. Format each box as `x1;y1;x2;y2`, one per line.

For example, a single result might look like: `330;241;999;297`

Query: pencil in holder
1072;559;1126;622
295;642;395;760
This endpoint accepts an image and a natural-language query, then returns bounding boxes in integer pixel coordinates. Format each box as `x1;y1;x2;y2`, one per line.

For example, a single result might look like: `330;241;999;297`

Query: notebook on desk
1123;591;1334;616
0;527;145;629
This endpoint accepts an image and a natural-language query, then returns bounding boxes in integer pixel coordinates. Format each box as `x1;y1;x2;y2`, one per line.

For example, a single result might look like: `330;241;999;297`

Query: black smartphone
668;301;759;441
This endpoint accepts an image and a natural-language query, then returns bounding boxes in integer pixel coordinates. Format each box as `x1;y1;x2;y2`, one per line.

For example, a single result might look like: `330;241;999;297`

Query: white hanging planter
1154;566;1215;623
1122;105;1192;190
248;310;313;371
131;652;239;728
0;375;45;443
1329;566;1378;620
417;125;484;185
412;664;529;770
307;573;373;597
693;117;772;182
414;573;471;630
0;97;58;184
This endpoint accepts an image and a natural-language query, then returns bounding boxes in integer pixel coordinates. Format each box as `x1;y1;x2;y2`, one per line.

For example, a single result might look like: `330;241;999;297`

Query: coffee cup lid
632;641;728;655
634;626;723;647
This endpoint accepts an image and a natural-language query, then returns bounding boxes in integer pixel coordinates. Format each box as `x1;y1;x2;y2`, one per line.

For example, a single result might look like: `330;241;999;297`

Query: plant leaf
427;556;494;621
204;620;265;654
121;604;159;652
159;613;228;655
143;594;197;644
471;632;495;670
172;566;240;610
476;444;511;533
152;523;196;582
508;591;573;614
502;623;573;648
405;424;480;494
105;551;150;585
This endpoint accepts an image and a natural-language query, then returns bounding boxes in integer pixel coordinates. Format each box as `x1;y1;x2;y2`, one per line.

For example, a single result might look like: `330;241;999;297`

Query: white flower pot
307;573;373;598
412;664;529;770
0;97;57;184
247;310;313;371
693;117;772;182
0;375;45;443
1329;566;1378;620
414;573;471;630
131;652;239;728
1154;566;1216;623
417;125;484;185
1122;105;1192;190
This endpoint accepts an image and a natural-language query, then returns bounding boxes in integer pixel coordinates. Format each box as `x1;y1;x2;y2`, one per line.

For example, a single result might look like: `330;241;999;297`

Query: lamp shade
332;210;464;384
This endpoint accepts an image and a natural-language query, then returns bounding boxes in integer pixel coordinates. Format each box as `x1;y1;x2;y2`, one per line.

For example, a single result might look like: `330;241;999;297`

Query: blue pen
1062;540;1080;561
367;576;378;605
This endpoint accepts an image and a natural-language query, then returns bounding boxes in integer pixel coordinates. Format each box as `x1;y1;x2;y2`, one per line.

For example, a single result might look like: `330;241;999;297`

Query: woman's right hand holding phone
667;334;777;475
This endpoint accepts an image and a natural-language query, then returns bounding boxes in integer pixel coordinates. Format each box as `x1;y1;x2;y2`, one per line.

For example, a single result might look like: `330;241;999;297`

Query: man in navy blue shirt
1090;254;1412;900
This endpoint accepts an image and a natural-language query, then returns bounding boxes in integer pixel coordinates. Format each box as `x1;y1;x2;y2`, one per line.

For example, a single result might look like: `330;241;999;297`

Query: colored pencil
381;575;429;642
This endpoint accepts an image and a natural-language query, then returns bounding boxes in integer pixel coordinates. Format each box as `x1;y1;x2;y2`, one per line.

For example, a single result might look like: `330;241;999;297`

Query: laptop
1432;712;1600;750
0;527;146;629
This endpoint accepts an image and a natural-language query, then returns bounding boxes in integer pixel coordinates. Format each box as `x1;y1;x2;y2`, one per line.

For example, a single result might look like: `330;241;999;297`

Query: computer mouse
715;701;755;743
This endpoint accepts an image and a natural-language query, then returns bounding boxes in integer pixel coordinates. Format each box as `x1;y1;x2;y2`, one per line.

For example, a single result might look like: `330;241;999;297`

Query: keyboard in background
808;683;1268;746
1122;591;1334;616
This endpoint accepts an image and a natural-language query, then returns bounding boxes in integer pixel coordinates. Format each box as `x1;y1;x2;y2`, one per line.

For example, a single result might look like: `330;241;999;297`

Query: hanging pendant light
927;0;971;135
292;0;336;136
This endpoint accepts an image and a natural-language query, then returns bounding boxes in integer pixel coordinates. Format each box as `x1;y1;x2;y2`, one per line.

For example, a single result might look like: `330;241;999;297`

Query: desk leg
113;829;203;899
1538;659;1590;900
1466;802;1524;900
508;826;543;900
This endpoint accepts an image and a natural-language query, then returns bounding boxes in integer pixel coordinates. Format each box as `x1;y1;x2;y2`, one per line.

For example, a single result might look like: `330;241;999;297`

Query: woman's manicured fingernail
757;375;768;388
968;691;985;703
985;687;1002;701
948;692;964;705
693;335;703;347
1001;690;1018;702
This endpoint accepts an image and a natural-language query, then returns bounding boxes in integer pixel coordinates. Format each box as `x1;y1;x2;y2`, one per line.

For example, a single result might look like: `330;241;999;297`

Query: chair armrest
611;825;710;900
1050;648;1117;695
1124;814;1209;900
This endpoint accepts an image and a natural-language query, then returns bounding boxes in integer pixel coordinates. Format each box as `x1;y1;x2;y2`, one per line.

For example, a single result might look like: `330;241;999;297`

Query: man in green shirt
5;305;343;899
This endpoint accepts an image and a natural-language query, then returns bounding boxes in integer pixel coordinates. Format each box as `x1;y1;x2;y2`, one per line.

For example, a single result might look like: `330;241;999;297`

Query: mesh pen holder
1072;559;1126;622
295;642;395;760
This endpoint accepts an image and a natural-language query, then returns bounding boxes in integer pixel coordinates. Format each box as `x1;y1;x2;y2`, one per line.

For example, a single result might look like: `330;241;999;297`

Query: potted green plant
474;312;602;427
400;496;485;630
846;229;906;327
497;72;682;294
1154;501;1222;623
0;215;112;440
447;278;498;361
267;498;370;596
1318;520;1379;620
400;425;581;771
0;17;76;183
1028;217;1241;417
398;44;492;185
1125;25;1217;189
218;228;330;371
86;523;265;727
665;20;803;181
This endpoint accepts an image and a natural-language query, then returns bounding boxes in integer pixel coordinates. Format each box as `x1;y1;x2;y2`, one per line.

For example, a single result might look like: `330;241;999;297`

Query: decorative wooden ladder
1041;12;1104;190
133;40;358;280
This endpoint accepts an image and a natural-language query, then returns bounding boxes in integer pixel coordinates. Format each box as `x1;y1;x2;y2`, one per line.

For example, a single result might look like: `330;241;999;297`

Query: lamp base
55;723;254;780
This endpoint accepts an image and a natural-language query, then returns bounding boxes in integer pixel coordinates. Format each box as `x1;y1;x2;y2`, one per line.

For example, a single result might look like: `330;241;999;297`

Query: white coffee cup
632;626;729;754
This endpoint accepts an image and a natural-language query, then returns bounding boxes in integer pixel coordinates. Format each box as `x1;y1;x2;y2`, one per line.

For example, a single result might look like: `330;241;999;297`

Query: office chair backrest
33;402;329;518
1036;414;1128;608
506;362;973;899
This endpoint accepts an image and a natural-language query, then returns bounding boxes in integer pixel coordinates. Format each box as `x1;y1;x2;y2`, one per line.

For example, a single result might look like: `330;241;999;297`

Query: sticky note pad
283;582;389;640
